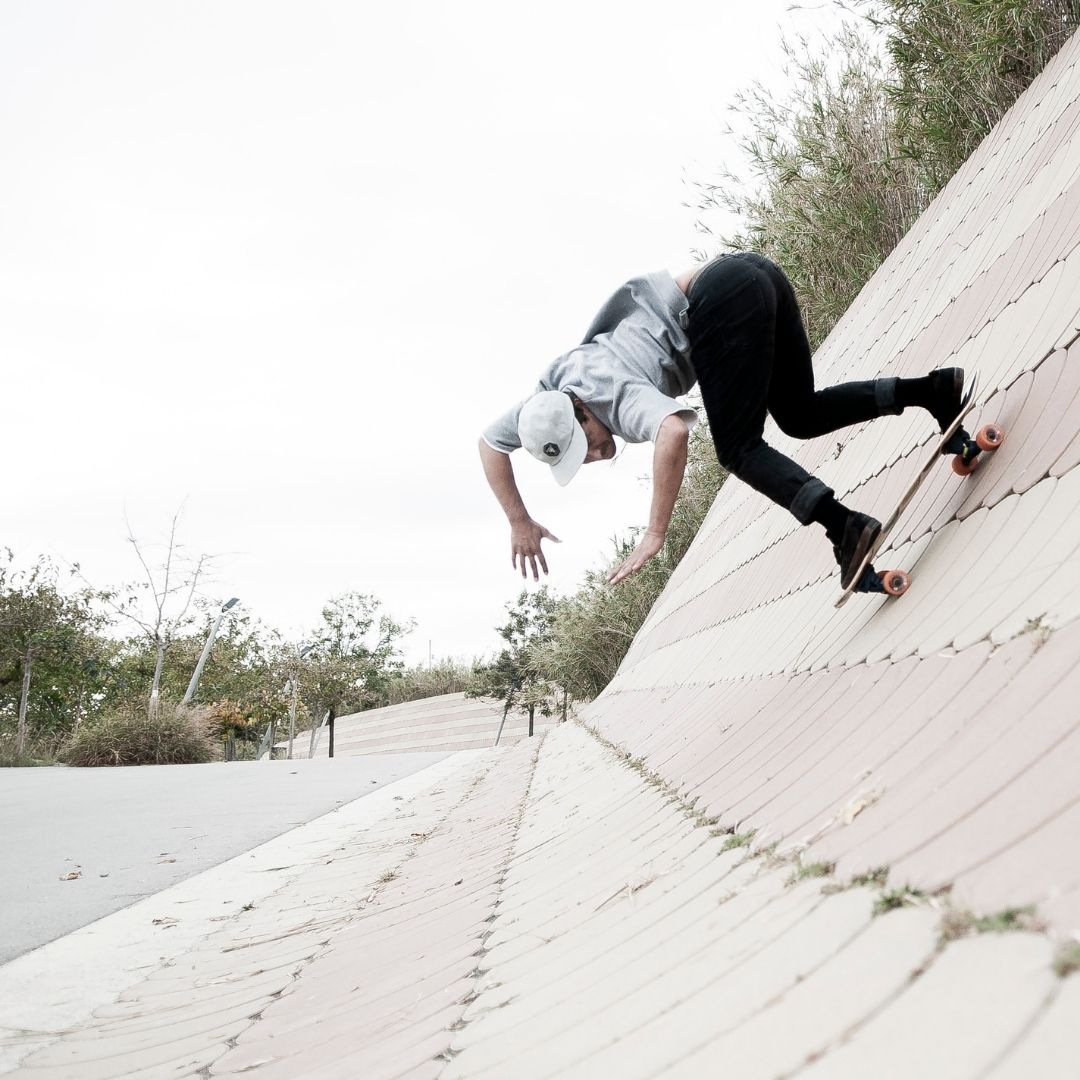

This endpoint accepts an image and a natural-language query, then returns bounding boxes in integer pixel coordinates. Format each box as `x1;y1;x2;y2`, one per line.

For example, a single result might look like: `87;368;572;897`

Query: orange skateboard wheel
952;455;979;476
880;570;911;597
976;424;1004;451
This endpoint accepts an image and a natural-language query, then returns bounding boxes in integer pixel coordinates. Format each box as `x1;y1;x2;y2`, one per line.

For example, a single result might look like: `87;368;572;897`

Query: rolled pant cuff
790;477;834;525
875;376;901;415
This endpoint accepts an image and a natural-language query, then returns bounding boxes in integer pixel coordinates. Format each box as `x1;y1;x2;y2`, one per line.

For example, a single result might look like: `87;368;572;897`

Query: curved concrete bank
5;29;1080;1080
303;693;557;758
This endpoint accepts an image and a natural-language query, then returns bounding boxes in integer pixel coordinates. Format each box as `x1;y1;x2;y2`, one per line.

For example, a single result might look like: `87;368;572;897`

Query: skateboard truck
946;423;1005;476
852;563;912;597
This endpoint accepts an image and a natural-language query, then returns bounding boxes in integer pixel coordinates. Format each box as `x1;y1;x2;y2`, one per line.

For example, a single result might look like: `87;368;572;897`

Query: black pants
687;252;900;524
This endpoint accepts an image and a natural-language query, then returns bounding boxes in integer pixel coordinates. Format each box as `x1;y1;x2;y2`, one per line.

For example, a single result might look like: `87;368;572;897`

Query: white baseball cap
518;391;588;487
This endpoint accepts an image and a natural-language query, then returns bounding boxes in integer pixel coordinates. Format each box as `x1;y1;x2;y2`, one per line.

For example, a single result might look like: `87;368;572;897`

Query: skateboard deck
835;372;1001;608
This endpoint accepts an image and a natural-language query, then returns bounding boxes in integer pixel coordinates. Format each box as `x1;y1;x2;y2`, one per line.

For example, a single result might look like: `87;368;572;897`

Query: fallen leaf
59;871;82;881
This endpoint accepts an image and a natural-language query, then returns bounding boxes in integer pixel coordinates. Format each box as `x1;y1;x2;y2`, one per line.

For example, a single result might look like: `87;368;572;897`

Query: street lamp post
182;597;240;707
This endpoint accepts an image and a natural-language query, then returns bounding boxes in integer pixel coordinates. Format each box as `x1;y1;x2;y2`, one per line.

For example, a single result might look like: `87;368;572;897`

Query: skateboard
835;372;1005;608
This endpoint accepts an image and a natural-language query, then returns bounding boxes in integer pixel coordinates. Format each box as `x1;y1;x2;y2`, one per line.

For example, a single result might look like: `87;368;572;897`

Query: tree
93;511;211;719
0;553;103;755
469;587;559;737
297;593;411;731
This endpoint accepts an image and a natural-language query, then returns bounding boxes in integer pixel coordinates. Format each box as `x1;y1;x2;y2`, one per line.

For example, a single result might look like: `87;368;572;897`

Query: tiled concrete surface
301;693;557;758
6;27;1080;1080
4;724;1074;1078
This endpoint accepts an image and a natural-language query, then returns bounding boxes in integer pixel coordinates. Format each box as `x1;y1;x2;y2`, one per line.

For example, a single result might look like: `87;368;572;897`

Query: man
479;252;963;592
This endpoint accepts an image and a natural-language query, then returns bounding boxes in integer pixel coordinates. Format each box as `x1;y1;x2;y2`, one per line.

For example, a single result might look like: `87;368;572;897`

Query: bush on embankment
60;702;215;767
535;421;726;701
546;0;1080;702
697;0;1080;349
378;658;482;707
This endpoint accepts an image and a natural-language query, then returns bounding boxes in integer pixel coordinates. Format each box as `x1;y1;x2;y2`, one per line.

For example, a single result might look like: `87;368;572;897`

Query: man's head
518;391;615;486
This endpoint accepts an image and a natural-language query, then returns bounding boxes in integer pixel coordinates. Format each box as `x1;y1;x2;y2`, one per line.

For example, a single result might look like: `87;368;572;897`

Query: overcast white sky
1;0;846;665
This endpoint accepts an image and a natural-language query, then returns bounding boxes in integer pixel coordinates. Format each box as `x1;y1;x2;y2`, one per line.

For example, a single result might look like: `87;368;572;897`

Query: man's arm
478;439;561;580
608;414;689;585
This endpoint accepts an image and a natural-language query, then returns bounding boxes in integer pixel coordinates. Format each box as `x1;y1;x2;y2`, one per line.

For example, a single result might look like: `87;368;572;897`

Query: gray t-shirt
482;271;699;453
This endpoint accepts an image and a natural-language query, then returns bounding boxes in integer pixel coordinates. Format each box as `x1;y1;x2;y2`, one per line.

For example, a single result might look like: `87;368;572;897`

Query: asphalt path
0;753;450;965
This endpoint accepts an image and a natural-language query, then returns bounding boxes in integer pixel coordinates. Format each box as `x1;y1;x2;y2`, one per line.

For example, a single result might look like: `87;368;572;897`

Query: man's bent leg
689;253;882;588
689;254;839;526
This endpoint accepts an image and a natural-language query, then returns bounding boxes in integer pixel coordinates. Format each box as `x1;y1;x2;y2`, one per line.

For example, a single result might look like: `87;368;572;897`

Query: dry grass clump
878;0;1080;190
382;659;479;707
691;2;1080;349
60;701;214;767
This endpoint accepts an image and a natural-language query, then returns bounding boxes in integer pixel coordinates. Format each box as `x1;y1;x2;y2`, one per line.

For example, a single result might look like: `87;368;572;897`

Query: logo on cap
543;442;560;458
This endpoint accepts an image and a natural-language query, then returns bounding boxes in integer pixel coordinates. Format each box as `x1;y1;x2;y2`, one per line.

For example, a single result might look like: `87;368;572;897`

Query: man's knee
712;437;759;476
771;410;818;440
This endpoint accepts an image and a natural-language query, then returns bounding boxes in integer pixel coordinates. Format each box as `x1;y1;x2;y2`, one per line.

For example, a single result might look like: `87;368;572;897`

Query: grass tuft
873;885;927;916
940;905;1045;943
1052;941;1080;978
721;830;757;853
786;861;836;887
851;867;890;889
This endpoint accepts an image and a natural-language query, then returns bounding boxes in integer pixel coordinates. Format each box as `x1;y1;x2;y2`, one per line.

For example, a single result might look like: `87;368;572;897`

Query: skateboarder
479;252;964;590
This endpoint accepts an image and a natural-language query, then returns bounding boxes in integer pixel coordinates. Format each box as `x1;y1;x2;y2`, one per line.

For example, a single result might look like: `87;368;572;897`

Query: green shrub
0;733;59;767
693;3;1080;350
60;702;214;767
380;659;481;707
550;0;1080;703
877;0;1080;190
694;25;922;350
534;420;726;702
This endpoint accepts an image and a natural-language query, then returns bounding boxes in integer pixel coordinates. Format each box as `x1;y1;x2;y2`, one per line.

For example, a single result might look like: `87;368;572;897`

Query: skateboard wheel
976;424;1004;451
880;570;911;597
952;454;979;476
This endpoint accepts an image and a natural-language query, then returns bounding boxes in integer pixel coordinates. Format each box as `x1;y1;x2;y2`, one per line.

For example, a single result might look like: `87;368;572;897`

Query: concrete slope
5;31;1080;1080
588;28;1080;936
302;692;557;758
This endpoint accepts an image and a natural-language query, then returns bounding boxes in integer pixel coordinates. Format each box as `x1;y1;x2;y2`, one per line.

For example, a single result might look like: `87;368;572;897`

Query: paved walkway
0;753;449;964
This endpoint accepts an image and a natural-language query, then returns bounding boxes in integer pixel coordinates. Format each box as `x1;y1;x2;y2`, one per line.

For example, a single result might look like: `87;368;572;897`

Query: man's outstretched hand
511;518;561;581
608;529;665;586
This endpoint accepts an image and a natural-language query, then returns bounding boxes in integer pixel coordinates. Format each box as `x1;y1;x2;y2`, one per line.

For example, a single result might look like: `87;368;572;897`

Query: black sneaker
833;511;882;590
927;367;965;432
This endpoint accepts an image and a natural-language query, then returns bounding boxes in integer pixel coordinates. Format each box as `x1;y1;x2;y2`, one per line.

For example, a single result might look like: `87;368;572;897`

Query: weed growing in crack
851;867;889;888
377;870;398;884
1021;614;1052;650
785;861;836;887
721;830;756;853
822;866;890;896
1052;942;1080;978
939;905;1046;943
873;885;927;916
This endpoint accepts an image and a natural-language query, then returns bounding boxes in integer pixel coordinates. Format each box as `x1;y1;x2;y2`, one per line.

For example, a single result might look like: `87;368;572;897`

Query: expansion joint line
438;735;547;1063
200;755;506;1077
574;716;738;839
